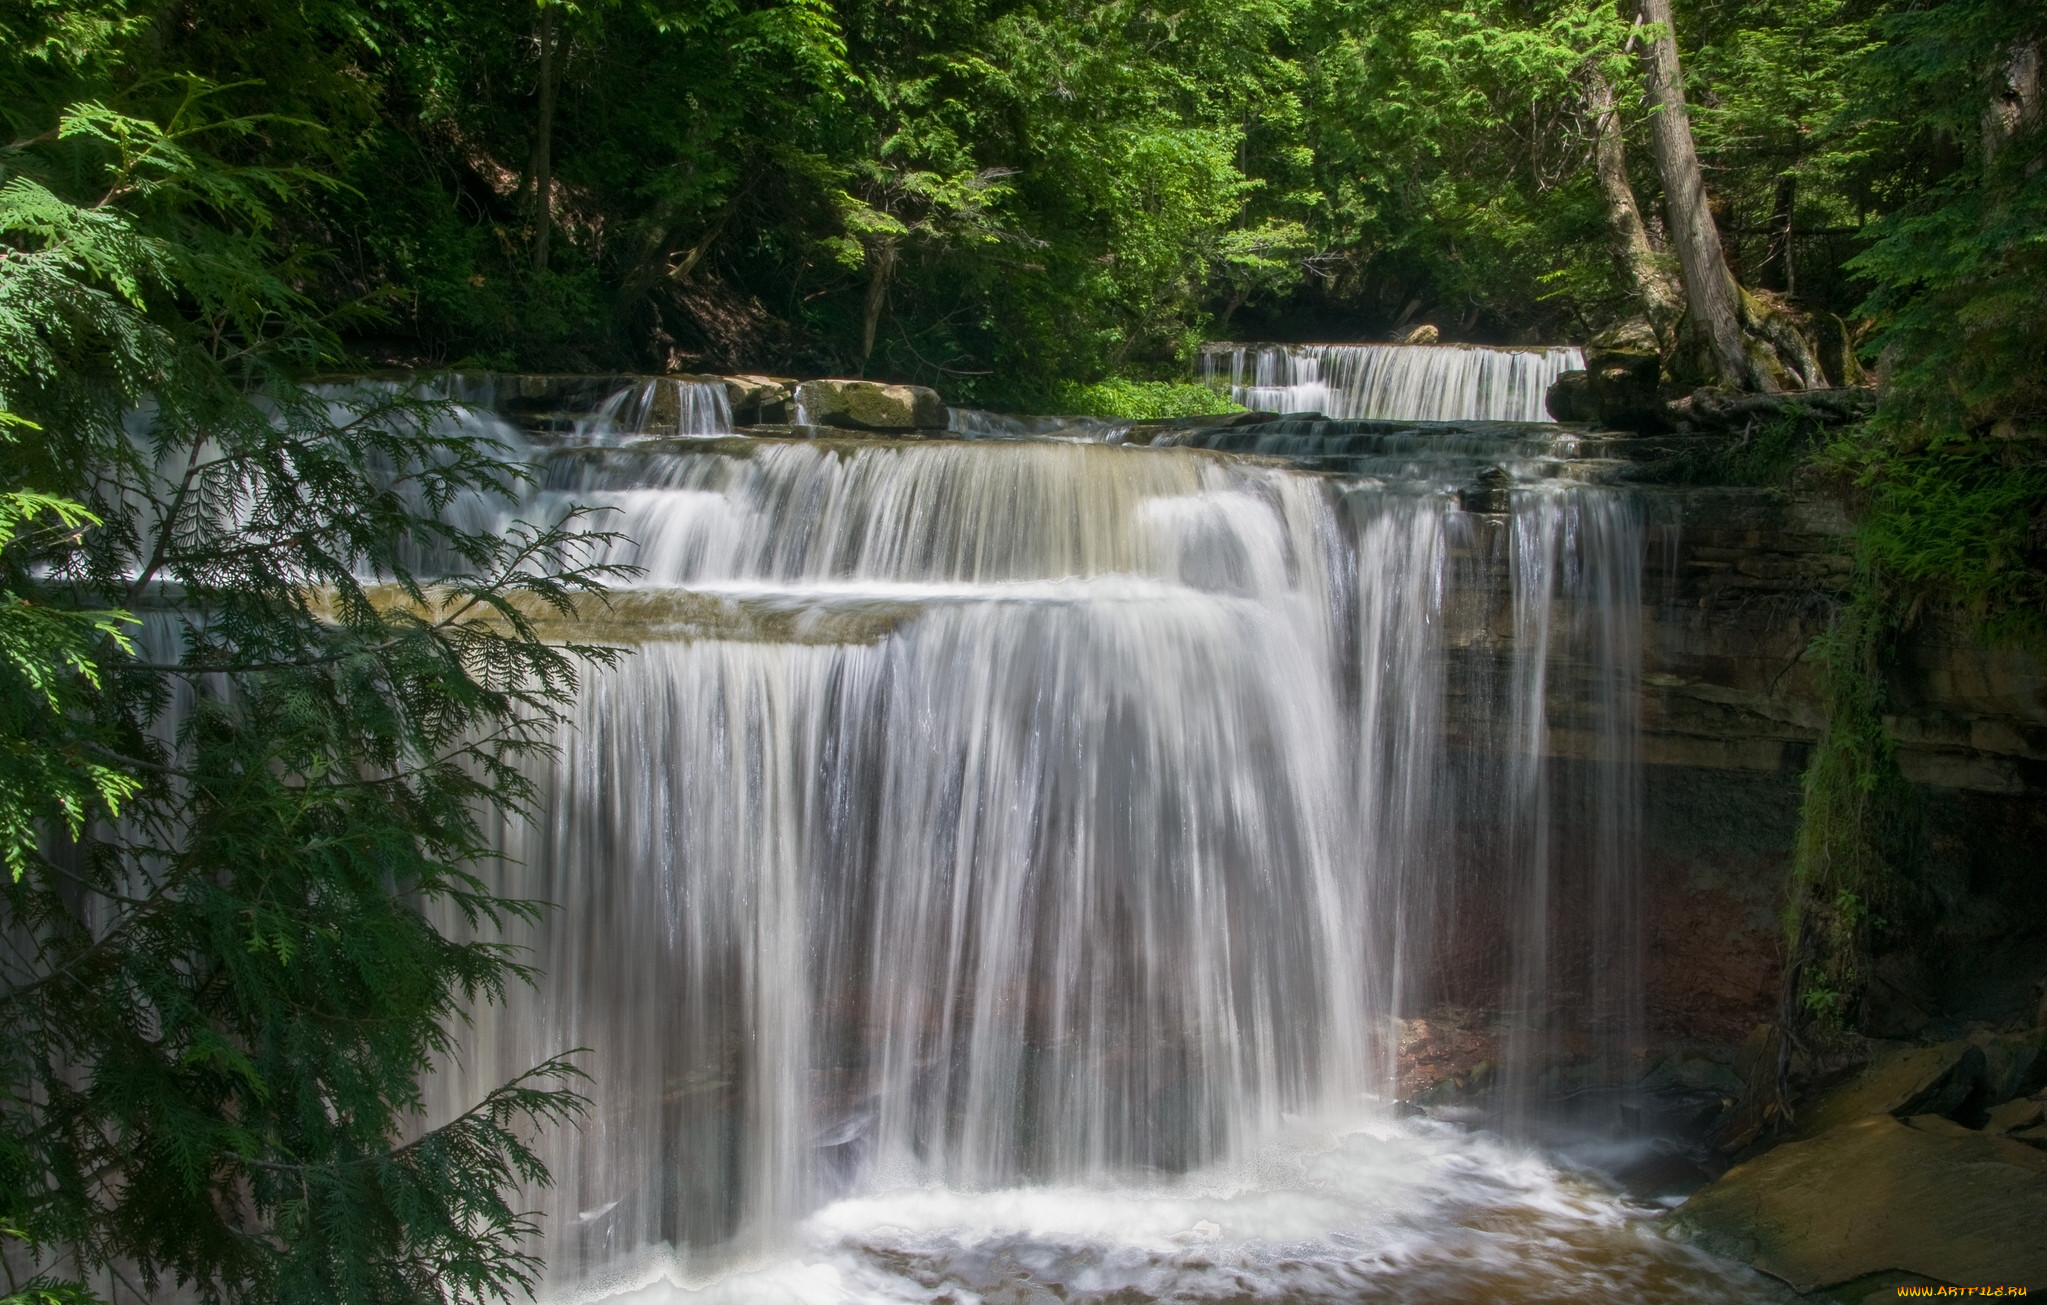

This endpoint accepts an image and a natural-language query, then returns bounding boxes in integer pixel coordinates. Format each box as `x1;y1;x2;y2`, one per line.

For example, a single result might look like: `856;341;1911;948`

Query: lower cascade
419;411;1784;1303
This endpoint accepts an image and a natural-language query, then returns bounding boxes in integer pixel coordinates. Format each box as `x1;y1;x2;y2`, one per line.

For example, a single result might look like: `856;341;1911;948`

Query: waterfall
578;377;734;441
1201;344;1585;423
427;428;1665;1299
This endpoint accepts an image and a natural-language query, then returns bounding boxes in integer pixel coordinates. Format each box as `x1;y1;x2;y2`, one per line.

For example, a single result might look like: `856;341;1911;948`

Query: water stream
1201;344;1585;423
416;355;1779;1303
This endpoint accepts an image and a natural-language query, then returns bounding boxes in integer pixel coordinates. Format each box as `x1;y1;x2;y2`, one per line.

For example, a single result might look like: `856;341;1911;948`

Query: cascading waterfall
578;377;734;441
1201;344;1585;423
416;409;1773;1301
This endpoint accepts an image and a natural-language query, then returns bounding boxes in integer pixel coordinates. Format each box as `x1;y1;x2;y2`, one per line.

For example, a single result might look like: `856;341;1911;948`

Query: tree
1637;0;1758;384
1583;58;1683;335
0;80;623;1305
1633;0;1826;390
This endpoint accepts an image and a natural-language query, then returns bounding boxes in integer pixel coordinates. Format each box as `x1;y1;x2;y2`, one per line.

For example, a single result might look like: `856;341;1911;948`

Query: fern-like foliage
1;86;625;1305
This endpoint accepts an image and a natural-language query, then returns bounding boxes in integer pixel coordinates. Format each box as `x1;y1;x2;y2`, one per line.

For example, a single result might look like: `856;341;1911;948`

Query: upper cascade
578;376;735;441
1203;343;1585;423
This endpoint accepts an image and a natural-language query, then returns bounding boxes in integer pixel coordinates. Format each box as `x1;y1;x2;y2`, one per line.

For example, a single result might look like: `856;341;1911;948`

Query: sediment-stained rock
1677;1113;2047;1291
794;379;946;430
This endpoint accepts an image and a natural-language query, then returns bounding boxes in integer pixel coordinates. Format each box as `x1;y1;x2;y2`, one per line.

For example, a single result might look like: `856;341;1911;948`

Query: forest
2;0;2044;1300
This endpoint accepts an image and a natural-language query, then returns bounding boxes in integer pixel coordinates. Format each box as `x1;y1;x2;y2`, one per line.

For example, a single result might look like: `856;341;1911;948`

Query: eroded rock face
1677;1114;2047;1291
724;374;797;424
794;379;946;430
1544;369;1596;422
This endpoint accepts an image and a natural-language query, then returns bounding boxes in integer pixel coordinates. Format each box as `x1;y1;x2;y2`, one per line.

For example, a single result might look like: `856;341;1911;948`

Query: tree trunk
529;4;560;274
1585;63;1682;334
858;239;898;373
1984;40;2042;162
1636;0;1769;390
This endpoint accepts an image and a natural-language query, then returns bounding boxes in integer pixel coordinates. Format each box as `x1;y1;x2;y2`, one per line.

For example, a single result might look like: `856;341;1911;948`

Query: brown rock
1987;1097;2047;1135
794;379;945;431
1793;1040;1983;1138
1544;369;1595;423
1678;1114;2047;1291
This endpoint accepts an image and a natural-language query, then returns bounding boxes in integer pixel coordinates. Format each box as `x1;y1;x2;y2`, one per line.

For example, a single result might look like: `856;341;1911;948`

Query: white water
416;414;1780;1301
579;377;735;441
1202;344;1585;423
625;1119;1776;1305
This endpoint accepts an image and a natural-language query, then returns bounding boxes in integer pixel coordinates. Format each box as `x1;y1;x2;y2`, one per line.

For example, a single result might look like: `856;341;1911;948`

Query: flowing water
580;377;737;440
1201;344;1585;423
416;354;1779;1304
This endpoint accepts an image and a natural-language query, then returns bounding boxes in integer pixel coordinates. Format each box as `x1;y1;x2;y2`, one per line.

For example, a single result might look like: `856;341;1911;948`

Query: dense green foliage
1047;378;1244;420
3;0;2026;404
0;0;1965;397
0;0;2042;1288
0;60;621;1305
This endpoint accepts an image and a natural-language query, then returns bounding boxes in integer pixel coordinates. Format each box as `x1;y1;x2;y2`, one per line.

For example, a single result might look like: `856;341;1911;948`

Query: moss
1784;580;1923;1032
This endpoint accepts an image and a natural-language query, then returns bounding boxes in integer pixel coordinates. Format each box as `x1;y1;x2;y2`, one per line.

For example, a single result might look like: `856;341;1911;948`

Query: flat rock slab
1679;1114;2047;1291
794;379;945;430
1793;1040;1981;1139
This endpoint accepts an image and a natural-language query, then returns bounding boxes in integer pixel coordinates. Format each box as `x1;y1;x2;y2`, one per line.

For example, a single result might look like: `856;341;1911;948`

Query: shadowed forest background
9;0;2022;405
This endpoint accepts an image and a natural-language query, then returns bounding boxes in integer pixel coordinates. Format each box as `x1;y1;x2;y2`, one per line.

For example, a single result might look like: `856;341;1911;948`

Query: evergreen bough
1;88;624;1305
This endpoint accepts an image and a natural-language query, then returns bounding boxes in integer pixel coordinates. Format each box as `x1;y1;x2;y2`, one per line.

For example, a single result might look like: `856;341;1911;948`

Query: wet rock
1792;1040;1985;1139
1984;1033;2047;1105
724;373;797;424
1457;465;1514;514
1642;1055;1746;1098
1677;1113;2047;1291
1544;369;1595;422
795;379;946;431
1395;1014;1498;1101
1400;324;1440;344
1582;326;1667;432
1987;1096;2046;1134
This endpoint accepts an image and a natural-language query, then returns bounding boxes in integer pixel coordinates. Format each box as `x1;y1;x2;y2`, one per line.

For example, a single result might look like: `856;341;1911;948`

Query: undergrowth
1040;378;1246;420
1664;411;1838;487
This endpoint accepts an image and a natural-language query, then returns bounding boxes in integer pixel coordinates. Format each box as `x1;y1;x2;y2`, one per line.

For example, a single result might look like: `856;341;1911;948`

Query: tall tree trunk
858;239;897;373
1984;40;2042;162
529;4;559;274
1636;0;1769;390
1585;63;1682;334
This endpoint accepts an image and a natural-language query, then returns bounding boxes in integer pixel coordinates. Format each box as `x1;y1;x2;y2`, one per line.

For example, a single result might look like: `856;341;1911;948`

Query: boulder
1985;1033;2047;1105
1791;1040;1984;1139
724;374;797;424
794;379;945;431
1988;1096;2046;1135
1581;321;1669;431
1399;323;1440;345
1678;1113;2047;1291
1544;369;1595;422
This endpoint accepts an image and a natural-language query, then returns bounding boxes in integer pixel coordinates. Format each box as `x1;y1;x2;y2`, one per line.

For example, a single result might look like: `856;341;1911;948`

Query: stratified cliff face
1633;483;2045;1047
1415;460;2042;1054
